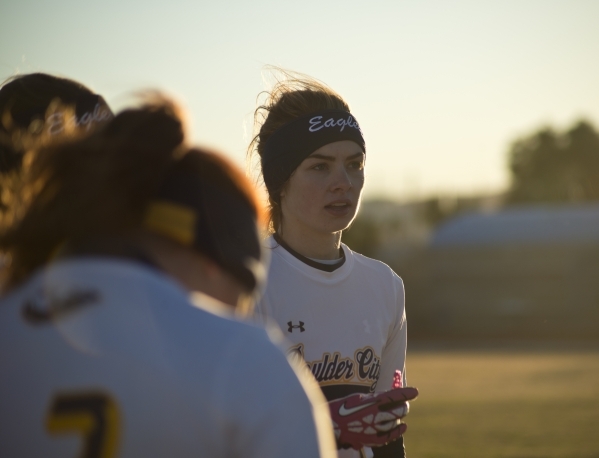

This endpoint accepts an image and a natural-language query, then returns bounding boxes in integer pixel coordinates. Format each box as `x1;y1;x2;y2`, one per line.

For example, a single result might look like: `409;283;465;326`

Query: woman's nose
330;165;352;191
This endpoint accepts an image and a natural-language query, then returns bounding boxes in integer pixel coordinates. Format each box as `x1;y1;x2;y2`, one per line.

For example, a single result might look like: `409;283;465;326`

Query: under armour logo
287;321;305;333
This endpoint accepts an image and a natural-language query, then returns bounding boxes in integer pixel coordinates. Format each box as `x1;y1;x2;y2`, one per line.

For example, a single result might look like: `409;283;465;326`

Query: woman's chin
321;214;357;234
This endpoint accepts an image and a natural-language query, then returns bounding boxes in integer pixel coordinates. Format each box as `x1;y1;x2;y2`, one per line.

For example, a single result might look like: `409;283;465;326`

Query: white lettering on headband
308;114;360;133
46;103;113;136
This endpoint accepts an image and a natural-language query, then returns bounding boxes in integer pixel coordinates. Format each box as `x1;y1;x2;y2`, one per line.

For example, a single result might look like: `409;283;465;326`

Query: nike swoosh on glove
328;385;419;450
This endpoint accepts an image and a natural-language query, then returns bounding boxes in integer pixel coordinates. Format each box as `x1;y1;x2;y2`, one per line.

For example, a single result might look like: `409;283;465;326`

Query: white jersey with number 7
0;258;336;458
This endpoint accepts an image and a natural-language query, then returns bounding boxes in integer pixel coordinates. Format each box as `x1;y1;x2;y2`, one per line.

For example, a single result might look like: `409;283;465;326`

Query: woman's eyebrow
306;153;335;161
307;152;364;161
347;152;365;160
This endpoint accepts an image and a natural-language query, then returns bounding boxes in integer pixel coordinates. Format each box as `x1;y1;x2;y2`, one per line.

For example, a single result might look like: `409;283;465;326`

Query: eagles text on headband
261;109;366;196
8;94;113;136
46;101;113;136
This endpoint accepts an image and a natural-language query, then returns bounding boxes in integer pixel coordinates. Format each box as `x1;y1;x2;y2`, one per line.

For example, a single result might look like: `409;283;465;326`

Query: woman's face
280;140;365;237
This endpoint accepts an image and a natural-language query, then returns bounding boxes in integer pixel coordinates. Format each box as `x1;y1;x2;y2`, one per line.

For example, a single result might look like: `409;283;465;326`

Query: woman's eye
312;163;328;171
348;161;364;170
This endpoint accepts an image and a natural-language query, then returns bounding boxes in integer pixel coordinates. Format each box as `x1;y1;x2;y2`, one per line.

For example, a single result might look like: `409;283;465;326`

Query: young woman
0;98;336;458
250;73;415;458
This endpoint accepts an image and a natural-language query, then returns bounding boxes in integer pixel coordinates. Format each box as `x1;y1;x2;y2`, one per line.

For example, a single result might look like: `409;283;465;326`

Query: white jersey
0;258;336;458
254;237;408;457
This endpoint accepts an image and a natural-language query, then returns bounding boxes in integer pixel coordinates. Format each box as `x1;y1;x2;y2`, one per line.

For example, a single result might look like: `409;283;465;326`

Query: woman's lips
324;201;352;217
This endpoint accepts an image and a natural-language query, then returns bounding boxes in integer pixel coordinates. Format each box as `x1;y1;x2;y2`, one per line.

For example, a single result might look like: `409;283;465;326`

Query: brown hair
0;96;263;290
248;69;350;233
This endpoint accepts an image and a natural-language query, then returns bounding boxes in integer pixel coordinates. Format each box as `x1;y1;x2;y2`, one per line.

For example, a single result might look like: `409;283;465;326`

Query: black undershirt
273;233;345;272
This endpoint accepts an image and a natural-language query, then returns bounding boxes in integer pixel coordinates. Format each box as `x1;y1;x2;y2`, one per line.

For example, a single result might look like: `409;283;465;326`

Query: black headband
261;109;365;196
8;93;107;129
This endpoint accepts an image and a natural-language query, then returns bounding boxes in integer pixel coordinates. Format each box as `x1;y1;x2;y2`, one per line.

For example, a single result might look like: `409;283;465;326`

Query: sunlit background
2;0;599;199
3;1;599;456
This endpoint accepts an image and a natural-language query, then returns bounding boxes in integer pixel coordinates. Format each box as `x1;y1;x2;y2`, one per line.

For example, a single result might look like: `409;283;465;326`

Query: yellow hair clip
143;200;197;246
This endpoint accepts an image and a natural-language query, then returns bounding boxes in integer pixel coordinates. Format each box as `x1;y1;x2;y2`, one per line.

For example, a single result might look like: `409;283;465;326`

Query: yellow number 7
46;391;120;458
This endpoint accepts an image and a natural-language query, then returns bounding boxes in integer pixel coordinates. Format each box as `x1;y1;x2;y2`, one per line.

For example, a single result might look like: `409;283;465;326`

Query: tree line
507;119;599;204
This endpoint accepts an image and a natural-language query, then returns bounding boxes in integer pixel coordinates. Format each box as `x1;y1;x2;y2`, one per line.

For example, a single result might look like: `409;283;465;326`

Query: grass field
403;345;599;458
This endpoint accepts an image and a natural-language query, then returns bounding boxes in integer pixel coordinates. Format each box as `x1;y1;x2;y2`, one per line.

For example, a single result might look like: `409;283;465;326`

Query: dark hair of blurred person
0;96;264;311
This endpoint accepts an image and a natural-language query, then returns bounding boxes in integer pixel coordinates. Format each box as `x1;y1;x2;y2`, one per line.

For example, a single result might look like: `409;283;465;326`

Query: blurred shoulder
190;291;281;345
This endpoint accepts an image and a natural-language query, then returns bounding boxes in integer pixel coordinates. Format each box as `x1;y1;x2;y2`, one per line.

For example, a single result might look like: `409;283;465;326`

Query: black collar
273;233;345;272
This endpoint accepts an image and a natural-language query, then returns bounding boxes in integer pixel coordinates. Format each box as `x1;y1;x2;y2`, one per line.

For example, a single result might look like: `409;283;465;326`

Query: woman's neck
277;225;342;260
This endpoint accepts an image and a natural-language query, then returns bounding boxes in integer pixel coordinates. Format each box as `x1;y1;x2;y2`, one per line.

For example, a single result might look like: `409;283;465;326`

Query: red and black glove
328;372;418;450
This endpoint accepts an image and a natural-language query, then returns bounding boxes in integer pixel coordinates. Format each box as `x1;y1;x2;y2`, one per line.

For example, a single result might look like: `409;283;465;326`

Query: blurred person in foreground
249;69;418;458
0;97;336;458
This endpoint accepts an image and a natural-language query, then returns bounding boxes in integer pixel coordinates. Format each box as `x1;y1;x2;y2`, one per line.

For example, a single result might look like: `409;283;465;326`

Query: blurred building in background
345;199;599;342
420;204;599;341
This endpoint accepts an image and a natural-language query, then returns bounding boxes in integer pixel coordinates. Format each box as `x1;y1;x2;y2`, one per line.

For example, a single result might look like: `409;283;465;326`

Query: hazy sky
2;0;598;200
